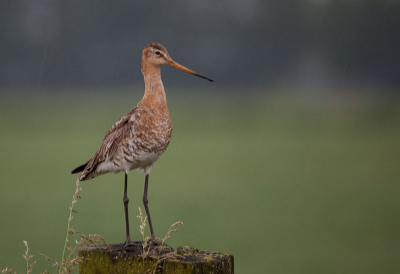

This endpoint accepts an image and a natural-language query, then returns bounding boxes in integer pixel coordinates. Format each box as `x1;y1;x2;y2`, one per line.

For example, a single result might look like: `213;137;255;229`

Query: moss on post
78;243;234;274
164;246;234;274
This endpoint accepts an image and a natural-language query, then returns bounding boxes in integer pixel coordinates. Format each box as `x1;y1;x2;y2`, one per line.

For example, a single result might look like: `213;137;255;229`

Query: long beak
168;58;214;82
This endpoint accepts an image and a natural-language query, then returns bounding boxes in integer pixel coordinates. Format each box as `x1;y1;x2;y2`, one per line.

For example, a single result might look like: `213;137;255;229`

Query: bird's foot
123;239;141;248
145;239;174;251
121;238;173;252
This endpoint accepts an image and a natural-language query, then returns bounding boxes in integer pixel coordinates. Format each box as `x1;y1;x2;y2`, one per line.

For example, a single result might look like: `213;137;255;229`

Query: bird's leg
142;174;174;250
143;174;156;241
123;173;131;246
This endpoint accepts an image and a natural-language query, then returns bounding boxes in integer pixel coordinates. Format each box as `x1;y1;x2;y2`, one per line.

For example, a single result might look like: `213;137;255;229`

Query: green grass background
0;87;399;273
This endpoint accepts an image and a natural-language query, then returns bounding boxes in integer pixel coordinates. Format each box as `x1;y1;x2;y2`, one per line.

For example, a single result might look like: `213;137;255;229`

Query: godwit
71;43;213;246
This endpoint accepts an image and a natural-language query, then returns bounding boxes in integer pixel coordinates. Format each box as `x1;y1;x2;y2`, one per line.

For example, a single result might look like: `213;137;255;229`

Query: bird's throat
142;67;168;113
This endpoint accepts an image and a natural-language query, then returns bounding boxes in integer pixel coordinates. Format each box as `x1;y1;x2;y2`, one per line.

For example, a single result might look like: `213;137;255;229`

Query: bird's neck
141;65;169;113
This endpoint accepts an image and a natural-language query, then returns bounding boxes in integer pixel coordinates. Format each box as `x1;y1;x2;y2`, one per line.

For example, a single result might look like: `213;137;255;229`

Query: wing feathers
74;108;136;180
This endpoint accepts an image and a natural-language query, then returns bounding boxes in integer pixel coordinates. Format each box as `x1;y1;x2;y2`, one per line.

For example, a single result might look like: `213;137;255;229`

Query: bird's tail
71;161;89;174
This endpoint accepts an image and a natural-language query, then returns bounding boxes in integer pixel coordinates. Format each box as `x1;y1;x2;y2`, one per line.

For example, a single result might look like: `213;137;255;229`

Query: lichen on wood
78;242;234;274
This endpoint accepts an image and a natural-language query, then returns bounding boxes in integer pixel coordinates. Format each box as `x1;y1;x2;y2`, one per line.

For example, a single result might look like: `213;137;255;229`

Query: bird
71;42;213;246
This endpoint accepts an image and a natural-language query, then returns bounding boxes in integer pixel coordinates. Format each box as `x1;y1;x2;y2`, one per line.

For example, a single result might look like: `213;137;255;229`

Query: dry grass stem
22;241;36;274
137;207;151;259
162;221;183;245
1;268;18;274
135;207;184;274
39;254;53;261
2;177;108;274
3;181;188;274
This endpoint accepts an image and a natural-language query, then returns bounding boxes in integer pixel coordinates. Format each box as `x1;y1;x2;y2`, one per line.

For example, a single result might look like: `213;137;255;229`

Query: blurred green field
0;87;400;273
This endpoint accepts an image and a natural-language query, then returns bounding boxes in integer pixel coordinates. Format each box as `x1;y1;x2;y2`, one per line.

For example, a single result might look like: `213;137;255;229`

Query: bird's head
142;42;214;82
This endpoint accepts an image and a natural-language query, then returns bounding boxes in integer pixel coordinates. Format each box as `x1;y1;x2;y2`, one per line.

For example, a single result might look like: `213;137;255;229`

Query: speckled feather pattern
76;43;173;181
78;102;172;181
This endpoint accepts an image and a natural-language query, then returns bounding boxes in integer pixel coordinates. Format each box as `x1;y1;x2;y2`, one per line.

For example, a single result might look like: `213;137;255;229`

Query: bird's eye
155;51;161;56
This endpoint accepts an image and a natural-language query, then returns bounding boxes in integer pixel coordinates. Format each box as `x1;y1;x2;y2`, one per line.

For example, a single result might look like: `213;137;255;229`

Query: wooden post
78;242;234;274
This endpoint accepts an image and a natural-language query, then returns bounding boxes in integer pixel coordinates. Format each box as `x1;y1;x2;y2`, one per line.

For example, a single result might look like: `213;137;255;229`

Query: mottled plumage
71;42;213;245
73;101;172;180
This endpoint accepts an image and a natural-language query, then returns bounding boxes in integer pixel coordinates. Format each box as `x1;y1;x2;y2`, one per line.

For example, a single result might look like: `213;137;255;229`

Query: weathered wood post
78;243;234;273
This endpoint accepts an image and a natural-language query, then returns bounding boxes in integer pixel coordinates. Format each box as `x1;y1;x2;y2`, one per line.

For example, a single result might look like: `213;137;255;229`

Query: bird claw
123;240;141;248
146;239;174;251
121;239;173;252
